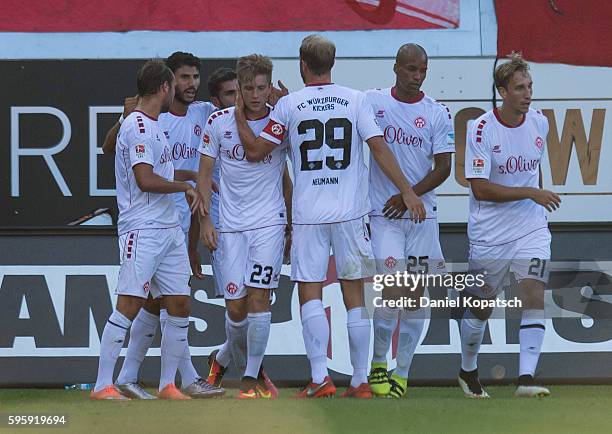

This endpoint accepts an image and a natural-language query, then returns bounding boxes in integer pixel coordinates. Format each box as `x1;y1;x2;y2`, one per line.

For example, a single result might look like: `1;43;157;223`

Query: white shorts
466;227;551;298
211;250;224;297
370;216;447;275
217;225;285;300
291;217;375;282
116;226;191;299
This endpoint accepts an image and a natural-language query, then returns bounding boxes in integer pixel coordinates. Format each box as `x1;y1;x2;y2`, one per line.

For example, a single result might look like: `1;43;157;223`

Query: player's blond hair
236;54;273;85
299;34;335;75
494;52;530;90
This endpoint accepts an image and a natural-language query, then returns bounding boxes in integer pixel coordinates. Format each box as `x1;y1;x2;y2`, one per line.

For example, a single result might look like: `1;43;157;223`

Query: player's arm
196;154;218;250
282;164;293;263
174;169;198;182
469;178;560;211
132;163;204;215
101;95;139;155
367;136;426;222
383;153;451;219
234;90;277;162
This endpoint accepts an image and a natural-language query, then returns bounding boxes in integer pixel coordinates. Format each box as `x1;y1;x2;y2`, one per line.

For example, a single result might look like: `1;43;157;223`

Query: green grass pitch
1;386;611;433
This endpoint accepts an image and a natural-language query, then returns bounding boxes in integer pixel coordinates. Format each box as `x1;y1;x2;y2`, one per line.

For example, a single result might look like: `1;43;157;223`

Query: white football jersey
367;88;454;218
198;107;288;232
260;83;382;224
115;110;178;235
465;108;549;246
160;101;217;232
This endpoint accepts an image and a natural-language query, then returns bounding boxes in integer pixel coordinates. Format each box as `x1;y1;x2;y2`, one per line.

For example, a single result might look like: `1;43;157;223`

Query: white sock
226;314;249;376
216;342;231;368
159;308;168;333
159;315;189;391
301;299;329;384
178;335;200;388
460;309;487;372
347;307;370;387
244;312;272;378
372;306;398;363
116;309;159;384
94;310;132;392
394;308;425;379
519;309;545;377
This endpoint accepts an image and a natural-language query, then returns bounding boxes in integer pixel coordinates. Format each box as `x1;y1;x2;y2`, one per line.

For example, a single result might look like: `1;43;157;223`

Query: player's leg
390;219;444;398
115;295;160;399
512;229;551;397
333;217;376;398
92;230;155;399
458;244;508;398
293;224;336;397
368;216;405;396
238;226;284;399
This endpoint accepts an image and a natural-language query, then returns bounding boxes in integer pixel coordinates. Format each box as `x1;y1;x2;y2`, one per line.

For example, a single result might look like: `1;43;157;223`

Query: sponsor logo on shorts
472;158;485;175
135;144;145;158
384;256;397;270
194;124;202;137
226;282;238;295
143;282;150;293
414;116;426;128
436;261;445;270
535;136;544;150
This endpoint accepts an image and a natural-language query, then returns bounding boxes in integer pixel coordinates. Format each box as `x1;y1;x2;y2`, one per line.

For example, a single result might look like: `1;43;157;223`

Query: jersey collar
391;87;425;104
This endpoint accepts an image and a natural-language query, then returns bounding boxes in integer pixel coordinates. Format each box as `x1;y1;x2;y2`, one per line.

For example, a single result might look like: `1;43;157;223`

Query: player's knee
116;295;145;320
163;296;191;317
226;299;248;322
469;304;493;321
143;295;161;316
247;289;271;313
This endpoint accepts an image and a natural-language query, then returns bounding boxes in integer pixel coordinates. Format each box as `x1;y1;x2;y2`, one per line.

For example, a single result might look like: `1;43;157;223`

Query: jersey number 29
298;118;352;171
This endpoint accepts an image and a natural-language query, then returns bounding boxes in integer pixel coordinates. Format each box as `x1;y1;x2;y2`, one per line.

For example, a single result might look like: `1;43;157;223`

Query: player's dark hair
207;67;237;97
300;34;335;75
165;51;201;73
494;52;530;90
236;54;273;85
136;60;174;97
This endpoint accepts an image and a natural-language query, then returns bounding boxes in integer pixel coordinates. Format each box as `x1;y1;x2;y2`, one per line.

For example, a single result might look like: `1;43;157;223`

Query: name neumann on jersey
312;177;339;186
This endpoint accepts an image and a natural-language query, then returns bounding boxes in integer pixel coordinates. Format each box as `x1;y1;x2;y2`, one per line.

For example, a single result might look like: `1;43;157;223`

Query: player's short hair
165;51;201;73
299;34;335;75
207;67;237;97
494;52;530;90
136;60;174;97
236;54;273;85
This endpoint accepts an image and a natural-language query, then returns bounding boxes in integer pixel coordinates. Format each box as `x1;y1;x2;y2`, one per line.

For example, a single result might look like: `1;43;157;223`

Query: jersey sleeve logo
135;144;146;158
203;134;210;145
271;123;284;136
535;136;544;150
472;158;485;174
414;116;426;128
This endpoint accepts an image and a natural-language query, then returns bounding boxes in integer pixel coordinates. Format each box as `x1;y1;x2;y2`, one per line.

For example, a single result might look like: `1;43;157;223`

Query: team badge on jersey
414;116;426;128
194;124;202;137
143;282;150;293
535;136;544;150
472;158;485;175
135;144;145;158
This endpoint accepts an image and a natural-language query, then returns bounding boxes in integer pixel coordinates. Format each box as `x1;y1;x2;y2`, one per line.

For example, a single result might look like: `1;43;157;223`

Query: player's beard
174;91;194;107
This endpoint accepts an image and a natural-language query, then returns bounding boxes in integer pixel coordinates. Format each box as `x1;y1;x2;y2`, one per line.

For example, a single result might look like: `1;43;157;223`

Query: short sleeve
198;116;220;160
356;92;382;141
432;104;455;155
125;126;155;168
465;119;491;180
536;110;549;155
261;96;289;145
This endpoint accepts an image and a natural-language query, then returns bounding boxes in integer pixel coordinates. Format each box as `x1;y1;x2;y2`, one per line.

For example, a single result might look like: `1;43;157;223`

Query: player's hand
188;247;204;279
383;194;407;219
123;95;139;118
185;186;206;216
212;180;219;194
283;224;292;264
201;218;218;251
235;87;245;115
401;190;426;223
268;80;289;107
530;188;561;212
